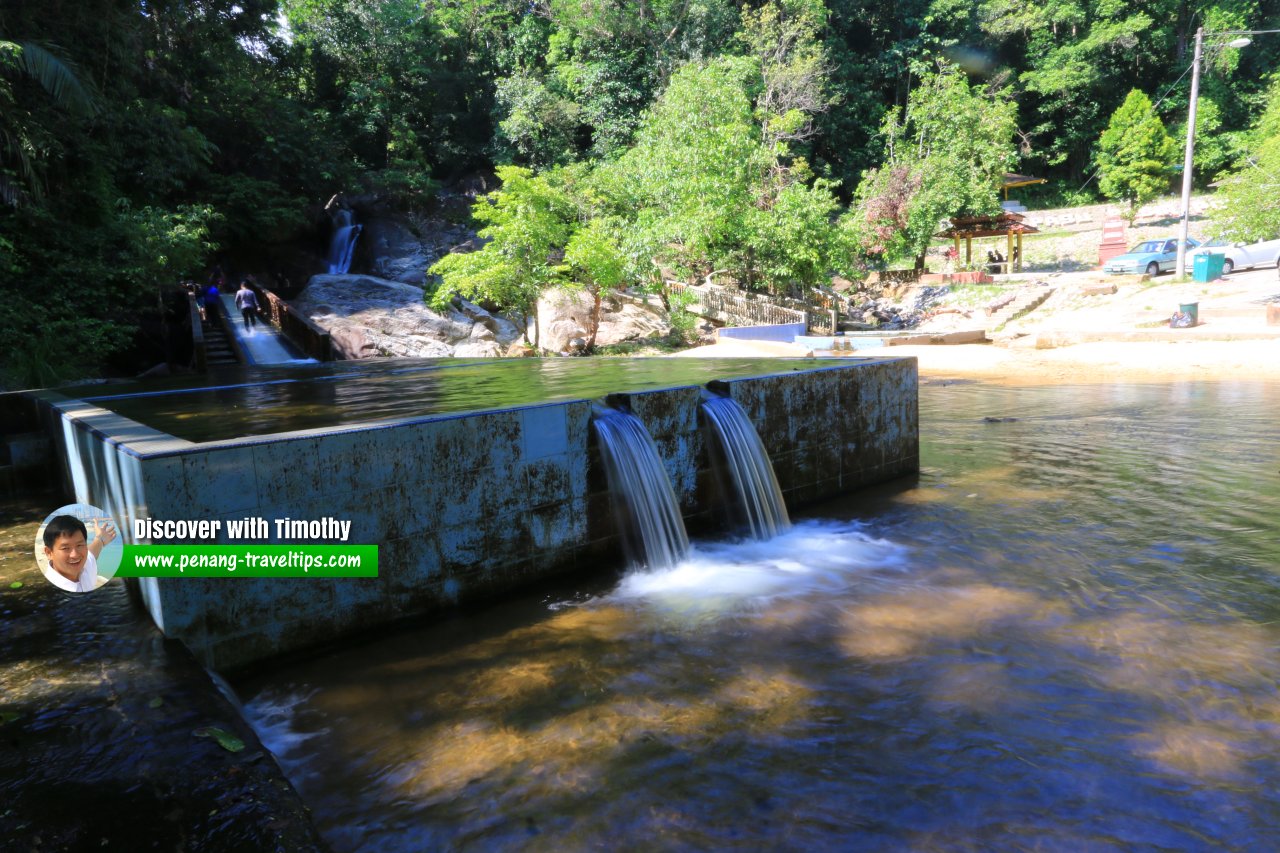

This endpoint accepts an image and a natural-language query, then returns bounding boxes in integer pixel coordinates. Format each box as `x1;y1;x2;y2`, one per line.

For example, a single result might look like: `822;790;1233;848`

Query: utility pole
1175;27;1204;280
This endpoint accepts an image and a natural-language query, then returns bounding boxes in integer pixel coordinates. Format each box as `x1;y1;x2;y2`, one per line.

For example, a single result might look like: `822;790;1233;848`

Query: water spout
702;394;790;540
593;406;689;571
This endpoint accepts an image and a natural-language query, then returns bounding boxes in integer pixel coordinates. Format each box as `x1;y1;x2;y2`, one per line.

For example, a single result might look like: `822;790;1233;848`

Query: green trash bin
1192;252;1225;282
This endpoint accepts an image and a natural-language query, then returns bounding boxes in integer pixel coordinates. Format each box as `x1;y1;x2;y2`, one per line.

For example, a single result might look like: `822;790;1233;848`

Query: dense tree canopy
848;61;1018;267
4;0;1280;380
1210;77;1280;242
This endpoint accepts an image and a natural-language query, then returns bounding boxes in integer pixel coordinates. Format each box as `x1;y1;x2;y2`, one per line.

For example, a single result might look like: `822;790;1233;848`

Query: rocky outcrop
537;288;673;353
292;274;522;359
359;213;477;286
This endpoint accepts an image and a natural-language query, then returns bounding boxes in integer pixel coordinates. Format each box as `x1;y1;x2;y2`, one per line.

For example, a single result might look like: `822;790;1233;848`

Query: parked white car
1188;236;1280;275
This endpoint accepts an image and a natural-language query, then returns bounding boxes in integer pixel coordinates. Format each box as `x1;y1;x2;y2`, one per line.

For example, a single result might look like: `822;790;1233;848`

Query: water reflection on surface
242;380;1280;851
83;357;847;443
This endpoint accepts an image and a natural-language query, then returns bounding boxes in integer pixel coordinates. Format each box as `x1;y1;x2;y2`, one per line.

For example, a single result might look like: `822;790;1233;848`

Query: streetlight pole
1175;29;1258;278
1175;27;1204;280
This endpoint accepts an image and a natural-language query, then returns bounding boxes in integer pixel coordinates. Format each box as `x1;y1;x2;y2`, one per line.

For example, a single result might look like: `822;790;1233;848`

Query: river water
241;379;1280;851
82;357;843;442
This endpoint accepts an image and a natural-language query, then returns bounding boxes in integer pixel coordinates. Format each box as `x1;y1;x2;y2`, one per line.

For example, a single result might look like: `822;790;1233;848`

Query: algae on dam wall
39;357;918;671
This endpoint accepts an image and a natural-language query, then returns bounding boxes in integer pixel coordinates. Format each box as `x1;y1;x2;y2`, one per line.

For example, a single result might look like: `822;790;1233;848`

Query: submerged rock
292;274;522;359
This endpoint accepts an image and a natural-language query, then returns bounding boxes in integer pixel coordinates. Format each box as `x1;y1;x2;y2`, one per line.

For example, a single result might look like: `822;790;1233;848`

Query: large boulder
536;288;673;353
292;274;522;359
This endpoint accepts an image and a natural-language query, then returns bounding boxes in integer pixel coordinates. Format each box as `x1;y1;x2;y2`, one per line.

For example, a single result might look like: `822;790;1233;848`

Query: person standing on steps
203;278;221;322
235;279;260;331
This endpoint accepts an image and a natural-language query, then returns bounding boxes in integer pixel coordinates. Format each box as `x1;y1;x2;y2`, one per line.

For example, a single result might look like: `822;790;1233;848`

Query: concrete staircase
987;285;1056;328
201;314;240;367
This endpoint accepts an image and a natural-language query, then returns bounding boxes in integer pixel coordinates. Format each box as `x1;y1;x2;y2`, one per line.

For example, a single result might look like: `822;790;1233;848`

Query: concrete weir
38;357;918;671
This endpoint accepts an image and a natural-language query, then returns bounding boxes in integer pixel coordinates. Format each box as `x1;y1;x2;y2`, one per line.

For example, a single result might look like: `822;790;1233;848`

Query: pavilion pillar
965;237;972;266
1006;229;1013;275
1016;232;1023;272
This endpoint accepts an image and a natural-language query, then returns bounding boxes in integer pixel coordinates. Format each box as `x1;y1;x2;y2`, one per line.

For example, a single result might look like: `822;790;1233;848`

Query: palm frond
16;42;96;117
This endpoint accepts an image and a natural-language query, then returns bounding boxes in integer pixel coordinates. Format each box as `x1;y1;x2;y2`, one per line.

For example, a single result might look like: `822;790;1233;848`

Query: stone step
200;318;241;365
988;286;1055;327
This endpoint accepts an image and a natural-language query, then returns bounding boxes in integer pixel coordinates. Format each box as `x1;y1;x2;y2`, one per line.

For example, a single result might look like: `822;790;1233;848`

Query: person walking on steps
235;279;260;331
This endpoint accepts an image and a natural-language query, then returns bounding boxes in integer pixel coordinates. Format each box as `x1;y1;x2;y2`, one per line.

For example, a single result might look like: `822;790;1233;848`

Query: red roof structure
936;212;1041;273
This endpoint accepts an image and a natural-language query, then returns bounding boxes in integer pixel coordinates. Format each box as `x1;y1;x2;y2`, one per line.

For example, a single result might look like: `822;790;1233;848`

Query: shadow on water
239;380;1280;851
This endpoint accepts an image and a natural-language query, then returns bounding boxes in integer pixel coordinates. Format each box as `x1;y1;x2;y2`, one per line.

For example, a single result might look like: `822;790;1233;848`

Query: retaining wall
39;357;918;671
715;323;807;344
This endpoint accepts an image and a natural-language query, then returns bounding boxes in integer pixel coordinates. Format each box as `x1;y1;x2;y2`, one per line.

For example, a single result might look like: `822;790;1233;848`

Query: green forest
4;0;1280;383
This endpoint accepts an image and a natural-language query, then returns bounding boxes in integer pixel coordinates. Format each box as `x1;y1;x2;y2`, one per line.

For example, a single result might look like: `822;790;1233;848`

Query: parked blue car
1104;237;1201;276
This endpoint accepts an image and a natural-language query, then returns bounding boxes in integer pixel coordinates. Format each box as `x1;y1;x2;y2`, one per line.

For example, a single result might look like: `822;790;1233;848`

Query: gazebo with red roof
936;212;1040;273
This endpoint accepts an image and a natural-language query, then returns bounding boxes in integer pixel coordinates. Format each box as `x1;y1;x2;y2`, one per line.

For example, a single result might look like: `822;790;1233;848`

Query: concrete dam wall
37;357;918;670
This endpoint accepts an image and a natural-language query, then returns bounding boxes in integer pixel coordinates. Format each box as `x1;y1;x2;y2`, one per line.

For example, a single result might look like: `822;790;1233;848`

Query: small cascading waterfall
326;209;362;275
593;406;690;571
702;394;790;540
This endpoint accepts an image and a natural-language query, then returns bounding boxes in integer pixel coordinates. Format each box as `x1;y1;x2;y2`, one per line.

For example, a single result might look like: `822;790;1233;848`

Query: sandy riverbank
891;338;1280;383
673;257;1280;383
673;336;1280;383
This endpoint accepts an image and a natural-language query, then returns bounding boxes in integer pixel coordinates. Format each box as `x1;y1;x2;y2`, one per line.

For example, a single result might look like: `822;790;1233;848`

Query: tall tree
561;218;627;350
0;40;96;205
1096;88;1176;224
598;57;767;286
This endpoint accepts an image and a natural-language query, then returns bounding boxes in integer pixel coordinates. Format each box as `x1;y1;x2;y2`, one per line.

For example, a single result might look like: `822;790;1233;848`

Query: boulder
536;288;673;352
453;340;508;358
292;274;523;360
454;297;521;343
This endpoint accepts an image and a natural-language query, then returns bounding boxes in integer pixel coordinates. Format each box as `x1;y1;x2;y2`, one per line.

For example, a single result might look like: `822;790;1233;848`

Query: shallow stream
241;379;1280;850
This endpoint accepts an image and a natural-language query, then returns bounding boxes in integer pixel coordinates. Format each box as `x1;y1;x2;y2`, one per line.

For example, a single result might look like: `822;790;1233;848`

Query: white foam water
609;519;907;614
